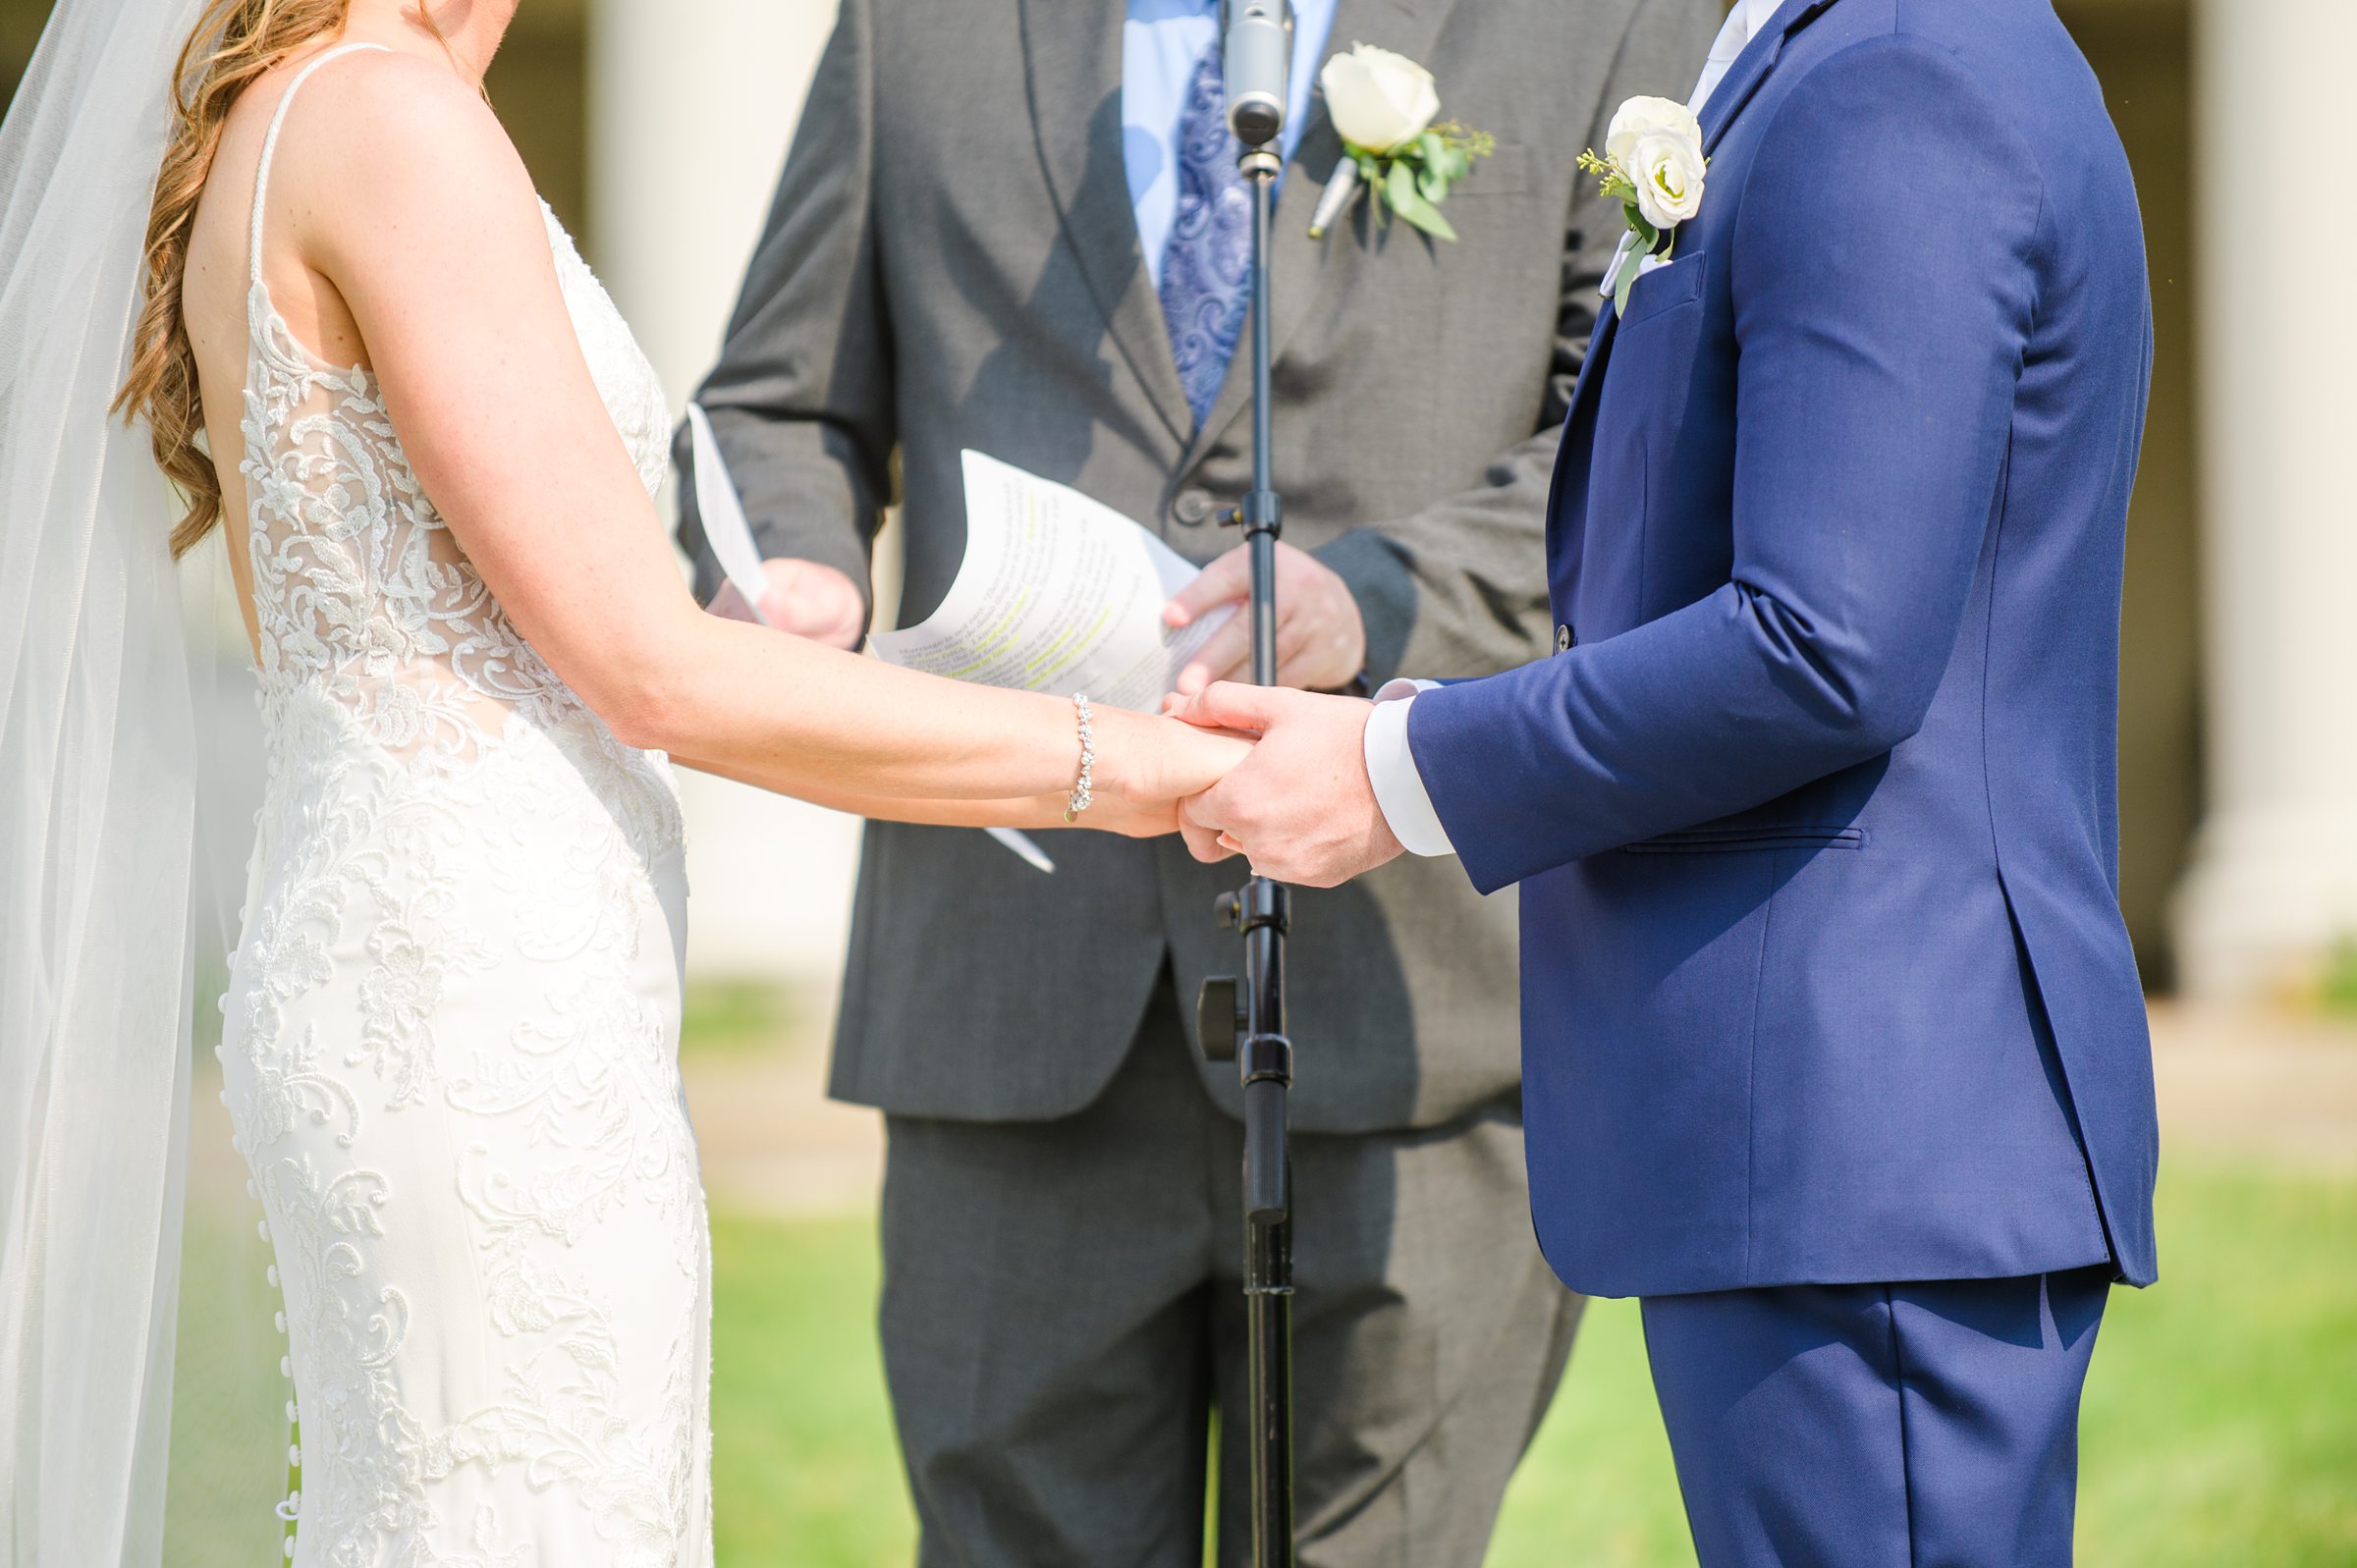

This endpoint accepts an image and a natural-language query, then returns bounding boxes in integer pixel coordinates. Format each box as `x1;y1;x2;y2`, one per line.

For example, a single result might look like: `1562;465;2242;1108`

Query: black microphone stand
1197;27;1295;1562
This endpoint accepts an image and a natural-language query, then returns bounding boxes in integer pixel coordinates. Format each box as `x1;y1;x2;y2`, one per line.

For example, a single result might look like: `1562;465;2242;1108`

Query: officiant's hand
1164;541;1366;696
712;558;865;650
1167;683;1403;888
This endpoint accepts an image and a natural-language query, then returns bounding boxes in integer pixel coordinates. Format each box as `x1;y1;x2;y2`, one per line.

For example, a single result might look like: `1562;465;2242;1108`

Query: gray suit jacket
677;0;1724;1134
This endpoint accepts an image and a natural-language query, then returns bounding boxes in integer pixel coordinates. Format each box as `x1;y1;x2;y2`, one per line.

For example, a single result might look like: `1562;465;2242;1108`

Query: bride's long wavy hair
116;0;379;559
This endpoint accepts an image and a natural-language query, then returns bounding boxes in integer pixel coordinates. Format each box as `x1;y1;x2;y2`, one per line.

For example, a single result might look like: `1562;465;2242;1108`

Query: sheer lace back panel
239;42;675;780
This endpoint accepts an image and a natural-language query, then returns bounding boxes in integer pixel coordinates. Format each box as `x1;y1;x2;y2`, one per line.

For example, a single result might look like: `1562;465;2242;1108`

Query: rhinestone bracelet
1064;694;1095;823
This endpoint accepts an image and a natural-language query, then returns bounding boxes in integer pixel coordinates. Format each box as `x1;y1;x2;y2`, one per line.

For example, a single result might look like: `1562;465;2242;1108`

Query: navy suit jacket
1409;0;2161;1298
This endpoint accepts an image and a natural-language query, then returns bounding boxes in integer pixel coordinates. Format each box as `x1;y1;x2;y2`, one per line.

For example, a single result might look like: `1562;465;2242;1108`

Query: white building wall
587;0;860;984
2174;0;2357;1000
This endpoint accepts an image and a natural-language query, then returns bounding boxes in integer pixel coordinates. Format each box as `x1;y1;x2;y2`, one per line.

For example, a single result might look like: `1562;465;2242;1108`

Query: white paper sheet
686;414;1058;873
868;451;1233;715
685;403;776;624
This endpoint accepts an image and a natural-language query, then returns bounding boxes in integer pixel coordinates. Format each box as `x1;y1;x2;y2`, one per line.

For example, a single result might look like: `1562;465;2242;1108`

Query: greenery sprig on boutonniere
1579;95;1709;315
1307;44;1495;243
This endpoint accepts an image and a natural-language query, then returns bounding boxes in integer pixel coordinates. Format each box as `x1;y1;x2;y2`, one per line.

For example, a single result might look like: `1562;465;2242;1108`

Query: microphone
1223;0;1290;150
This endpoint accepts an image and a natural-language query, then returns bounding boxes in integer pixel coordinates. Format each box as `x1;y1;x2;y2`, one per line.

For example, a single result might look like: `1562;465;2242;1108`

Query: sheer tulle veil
0;0;215;1559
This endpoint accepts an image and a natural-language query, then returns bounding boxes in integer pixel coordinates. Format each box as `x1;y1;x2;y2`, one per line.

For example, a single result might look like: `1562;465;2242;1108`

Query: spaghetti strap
246;41;392;288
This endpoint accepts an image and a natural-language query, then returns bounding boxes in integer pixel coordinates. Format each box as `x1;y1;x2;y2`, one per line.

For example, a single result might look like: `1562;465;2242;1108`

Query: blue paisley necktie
1160;41;1253;428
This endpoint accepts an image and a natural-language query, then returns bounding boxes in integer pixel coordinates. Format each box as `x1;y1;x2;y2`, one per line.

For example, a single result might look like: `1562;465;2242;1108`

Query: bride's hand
1084;711;1252;836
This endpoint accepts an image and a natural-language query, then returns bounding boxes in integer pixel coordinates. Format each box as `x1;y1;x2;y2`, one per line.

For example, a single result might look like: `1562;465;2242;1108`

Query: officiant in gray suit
677;0;1720;1561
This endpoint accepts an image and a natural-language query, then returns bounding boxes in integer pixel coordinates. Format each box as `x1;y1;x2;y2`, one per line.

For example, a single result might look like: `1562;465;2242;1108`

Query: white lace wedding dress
215;44;711;1568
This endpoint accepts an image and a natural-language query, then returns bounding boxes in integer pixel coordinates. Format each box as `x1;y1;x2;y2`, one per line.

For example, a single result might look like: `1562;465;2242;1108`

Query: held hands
1165;541;1367;696
1164;683;1405;888
1083;707;1257;839
1155;547;1404;883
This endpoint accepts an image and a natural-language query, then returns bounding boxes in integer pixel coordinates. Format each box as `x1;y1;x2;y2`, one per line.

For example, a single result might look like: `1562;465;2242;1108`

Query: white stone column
588;0;862;984
2172;0;2357;1000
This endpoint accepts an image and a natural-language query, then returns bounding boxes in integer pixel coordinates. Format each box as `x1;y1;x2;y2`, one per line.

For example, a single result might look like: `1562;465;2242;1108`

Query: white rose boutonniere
1307;43;1494;243
1579;95;1709;314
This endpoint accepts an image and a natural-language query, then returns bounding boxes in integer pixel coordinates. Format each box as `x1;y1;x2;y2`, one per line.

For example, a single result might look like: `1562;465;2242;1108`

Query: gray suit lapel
1017;0;1194;446
1179;0;1457;473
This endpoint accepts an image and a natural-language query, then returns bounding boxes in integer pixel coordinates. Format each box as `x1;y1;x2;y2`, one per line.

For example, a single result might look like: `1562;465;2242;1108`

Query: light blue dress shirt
1124;0;1341;291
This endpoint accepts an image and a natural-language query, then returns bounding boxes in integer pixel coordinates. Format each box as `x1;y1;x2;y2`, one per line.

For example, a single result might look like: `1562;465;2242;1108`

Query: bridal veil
0;0;214;1560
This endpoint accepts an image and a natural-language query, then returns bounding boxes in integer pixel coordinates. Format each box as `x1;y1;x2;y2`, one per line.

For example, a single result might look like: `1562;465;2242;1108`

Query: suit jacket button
1174;488;1218;527
1555;622;1574;653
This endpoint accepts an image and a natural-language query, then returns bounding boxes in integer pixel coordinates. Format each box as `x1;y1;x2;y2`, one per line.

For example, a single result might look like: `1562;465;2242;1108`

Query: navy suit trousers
1641;1268;2112;1567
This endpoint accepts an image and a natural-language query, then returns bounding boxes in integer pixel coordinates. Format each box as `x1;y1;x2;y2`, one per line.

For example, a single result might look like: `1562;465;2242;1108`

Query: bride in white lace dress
20;3;1245;1563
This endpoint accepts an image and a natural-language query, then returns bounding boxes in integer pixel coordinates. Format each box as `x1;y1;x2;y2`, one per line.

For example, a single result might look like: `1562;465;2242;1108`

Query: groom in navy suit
1176;0;2162;1561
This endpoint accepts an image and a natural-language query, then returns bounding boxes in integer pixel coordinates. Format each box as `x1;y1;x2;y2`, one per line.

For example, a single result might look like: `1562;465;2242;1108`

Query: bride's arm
664;754;1184;838
284;57;1241;821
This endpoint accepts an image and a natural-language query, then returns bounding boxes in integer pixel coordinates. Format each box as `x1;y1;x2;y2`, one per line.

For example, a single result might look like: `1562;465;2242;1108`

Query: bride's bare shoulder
262;45;537;243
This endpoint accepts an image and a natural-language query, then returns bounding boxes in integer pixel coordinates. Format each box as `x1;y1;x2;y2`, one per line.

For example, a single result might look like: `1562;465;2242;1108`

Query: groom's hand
1172;683;1403;889
1165;541;1366;696
711;558;866;650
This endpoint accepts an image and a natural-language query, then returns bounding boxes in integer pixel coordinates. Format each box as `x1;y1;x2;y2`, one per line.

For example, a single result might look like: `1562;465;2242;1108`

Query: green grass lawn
1489;1166;2357;1568
708;1165;2357;1567
167;1163;2357;1564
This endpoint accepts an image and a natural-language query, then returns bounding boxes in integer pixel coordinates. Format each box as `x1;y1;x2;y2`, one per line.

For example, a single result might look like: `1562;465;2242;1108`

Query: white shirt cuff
1361;679;1455;858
